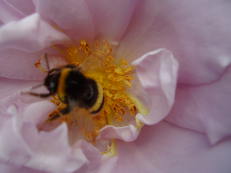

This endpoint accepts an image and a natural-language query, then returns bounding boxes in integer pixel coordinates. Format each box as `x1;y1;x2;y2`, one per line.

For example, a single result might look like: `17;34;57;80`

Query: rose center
36;40;139;146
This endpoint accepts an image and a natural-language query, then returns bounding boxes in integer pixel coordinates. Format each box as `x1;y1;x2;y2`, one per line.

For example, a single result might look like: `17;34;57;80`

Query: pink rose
0;0;231;173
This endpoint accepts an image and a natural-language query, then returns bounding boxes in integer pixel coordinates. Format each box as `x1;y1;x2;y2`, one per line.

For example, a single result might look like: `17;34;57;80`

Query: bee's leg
47;105;71;121
60;106;71;114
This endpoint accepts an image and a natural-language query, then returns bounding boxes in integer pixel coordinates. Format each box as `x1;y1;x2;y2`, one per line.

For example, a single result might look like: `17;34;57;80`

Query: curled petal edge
98;49;179;142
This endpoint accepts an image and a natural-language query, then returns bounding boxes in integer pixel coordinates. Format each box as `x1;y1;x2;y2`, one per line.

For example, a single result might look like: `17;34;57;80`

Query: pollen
44;40;140;145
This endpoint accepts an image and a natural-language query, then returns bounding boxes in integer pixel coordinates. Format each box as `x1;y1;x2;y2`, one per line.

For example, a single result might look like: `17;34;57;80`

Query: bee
26;55;104;121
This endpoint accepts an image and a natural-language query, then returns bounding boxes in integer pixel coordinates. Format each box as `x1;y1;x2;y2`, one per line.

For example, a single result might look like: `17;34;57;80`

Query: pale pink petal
5;0;35;16
133;49;178;125
0;51;67;80
0;78;40;117
22;101;101;172
0;78;37;100
0;50;45;80
21;100;56;124
76;154;117;173
0;100;102;173
98;49;178;142
0;0;24;23
113;122;231;173
85;0;139;42
167;66;231;144
95;157;117;173
118;0;231;85
35;0;95;41
0;161;44;173
98;125;139;142
73;140;103;173
0;13;70;52
0;112;33;167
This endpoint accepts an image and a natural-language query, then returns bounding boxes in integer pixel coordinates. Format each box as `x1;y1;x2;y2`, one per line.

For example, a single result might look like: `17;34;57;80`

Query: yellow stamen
136;118;144;130
127;94;149;116
34;55;48;73
102;139;117;157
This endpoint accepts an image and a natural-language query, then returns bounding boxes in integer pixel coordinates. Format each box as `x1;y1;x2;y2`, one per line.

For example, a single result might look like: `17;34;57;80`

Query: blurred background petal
167;66;231;144
0;0;24;23
5;0;35;16
0;50;45;80
118;0;231;85
0;13;69;51
86;0;139;42
133;49;178;125
35;0;95;41
113;122;231;173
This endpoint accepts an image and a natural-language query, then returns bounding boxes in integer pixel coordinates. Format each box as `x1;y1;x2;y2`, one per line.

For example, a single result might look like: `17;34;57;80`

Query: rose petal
22;123;87;173
73;140;103;173
0;78;37;100
76;151;118;173
133;49;178;125
0;49;45;80
92;157;117;173
22;100;56;124
0;113;32;167
86;0;139;42
0;161;43;173
0;100;103;173
0;78;40;116
0;0;24;23
35;0;95;41
113;122;231;173
6;0;35;16
118;0;231;85
0;13;70;52
98;125;139;142
98;49;178;142
22;101;101;173
167;66;231;144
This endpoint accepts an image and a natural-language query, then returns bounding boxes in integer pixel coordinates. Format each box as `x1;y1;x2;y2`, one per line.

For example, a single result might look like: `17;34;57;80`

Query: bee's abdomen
65;70;104;113
88;80;104;114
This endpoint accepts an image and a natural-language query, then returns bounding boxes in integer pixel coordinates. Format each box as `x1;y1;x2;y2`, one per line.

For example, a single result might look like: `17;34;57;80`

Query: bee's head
44;68;61;95
22;68;60;98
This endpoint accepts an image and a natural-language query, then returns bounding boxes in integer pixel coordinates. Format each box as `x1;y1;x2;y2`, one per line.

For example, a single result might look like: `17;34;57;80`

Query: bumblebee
27;63;104;120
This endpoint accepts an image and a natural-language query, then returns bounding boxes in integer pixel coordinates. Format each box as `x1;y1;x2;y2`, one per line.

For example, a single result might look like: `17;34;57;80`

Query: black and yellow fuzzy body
42;64;104;120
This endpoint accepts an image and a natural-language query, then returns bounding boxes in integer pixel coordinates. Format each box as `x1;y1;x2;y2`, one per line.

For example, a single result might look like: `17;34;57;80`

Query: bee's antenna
44;53;50;71
31;83;44;90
